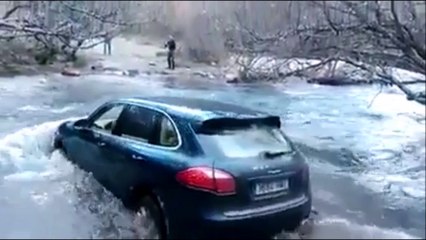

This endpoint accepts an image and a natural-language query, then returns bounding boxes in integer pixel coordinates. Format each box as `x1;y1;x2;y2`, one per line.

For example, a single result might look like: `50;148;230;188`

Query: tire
133;196;166;239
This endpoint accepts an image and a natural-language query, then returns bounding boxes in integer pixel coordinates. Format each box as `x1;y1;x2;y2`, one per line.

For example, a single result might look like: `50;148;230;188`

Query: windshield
198;126;292;158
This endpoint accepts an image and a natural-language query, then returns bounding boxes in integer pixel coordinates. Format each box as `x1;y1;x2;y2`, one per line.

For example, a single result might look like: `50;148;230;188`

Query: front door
84;103;125;191
98;105;181;202
66;126;103;177
98;105;161;200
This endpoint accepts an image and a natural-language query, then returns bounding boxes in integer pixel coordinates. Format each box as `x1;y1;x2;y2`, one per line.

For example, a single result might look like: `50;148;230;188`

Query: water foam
276;215;419;239
286;84;425;207
17;105;79;114
0;119;136;238
0;119;76;178
307;217;419;239
354;89;426;206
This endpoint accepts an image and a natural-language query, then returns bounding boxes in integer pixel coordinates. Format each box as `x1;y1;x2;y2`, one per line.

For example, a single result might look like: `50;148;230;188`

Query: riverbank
2;35;425;100
64;36;226;82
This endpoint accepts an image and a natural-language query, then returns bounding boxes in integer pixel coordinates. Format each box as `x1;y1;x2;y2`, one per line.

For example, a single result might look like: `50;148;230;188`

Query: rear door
195;118;308;204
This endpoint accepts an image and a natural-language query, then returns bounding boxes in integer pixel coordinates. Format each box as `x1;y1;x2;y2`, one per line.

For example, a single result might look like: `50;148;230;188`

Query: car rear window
197;125;293;158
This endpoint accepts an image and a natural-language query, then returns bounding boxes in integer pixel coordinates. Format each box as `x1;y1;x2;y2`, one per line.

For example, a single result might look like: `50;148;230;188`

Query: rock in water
307;76;375;86
127;69;139;77
225;73;239;84
193;71;209;78
90;62;104;70
61;67;80;77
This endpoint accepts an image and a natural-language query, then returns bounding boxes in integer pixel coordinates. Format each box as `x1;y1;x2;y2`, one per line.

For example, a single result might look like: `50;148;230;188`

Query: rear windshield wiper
259;150;292;159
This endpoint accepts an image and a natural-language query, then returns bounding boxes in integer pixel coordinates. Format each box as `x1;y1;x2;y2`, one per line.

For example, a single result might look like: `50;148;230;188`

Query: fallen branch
368;84;384;108
339;57;425;105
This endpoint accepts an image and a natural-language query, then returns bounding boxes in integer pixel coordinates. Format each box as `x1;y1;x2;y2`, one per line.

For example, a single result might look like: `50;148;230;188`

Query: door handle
97;142;106;147
132;154;144;160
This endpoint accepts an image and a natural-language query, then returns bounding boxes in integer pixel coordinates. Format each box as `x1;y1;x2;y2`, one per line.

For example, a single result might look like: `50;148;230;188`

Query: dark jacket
165;39;176;51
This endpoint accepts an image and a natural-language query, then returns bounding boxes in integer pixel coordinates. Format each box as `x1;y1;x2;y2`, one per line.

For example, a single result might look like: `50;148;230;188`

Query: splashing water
0;119;137;239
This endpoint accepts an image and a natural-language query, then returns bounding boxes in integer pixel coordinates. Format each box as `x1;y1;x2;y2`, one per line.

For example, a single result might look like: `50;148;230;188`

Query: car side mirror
74;118;90;129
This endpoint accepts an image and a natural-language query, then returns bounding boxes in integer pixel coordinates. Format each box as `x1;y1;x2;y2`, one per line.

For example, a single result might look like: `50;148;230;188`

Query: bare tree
213;1;425;104
1;0;424;106
0;1;144;65
310;1;426;104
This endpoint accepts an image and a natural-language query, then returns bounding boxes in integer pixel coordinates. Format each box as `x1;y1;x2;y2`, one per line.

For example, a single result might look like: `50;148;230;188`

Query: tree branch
2;4;30;20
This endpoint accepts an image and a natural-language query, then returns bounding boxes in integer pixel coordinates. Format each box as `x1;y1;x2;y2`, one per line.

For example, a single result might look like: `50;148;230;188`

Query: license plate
254;179;289;195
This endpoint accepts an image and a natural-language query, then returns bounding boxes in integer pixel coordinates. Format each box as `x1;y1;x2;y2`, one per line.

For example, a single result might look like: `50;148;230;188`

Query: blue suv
54;97;311;239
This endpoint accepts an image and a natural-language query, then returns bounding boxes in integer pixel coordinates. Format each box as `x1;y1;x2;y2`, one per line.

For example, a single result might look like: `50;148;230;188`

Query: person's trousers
167;50;175;69
103;42;111;55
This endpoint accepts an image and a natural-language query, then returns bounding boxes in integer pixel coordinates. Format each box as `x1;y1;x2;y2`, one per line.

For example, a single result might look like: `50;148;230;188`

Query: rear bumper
199;194;311;238
220;194;309;219
164;192;311;239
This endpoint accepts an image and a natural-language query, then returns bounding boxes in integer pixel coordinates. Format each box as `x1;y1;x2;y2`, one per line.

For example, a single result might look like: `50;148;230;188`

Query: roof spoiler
194;116;281;134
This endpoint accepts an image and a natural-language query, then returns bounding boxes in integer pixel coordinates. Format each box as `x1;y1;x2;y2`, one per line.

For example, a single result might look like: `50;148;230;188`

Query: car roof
117;96;272;123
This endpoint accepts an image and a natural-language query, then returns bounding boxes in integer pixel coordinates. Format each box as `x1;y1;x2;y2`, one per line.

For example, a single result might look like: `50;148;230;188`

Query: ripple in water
283;84;425;209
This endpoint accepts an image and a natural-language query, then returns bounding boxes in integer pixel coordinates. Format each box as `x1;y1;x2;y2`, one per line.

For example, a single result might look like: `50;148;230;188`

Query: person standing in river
164;35;176;70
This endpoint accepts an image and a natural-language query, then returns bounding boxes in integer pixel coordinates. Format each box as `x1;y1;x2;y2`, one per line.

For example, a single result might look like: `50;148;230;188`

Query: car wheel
133;196;165;239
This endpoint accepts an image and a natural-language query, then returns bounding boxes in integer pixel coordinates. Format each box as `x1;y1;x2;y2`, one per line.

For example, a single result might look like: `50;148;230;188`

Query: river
0;73;424;239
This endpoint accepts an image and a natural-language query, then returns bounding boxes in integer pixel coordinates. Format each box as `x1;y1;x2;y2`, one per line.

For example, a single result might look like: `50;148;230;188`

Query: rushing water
0;73;424;239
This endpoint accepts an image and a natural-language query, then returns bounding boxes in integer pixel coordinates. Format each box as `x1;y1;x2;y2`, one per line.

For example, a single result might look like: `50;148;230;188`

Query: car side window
159;116;179;147
119;106;159;143
91;105;124;133
118;105;179;147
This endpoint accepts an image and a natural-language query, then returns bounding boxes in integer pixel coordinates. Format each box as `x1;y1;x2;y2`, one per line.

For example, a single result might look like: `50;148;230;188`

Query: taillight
176;167;236;195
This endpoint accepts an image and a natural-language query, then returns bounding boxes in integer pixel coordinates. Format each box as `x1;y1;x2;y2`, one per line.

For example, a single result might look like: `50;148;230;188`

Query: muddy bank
57;37;225;83
0;53;94;78
0;63;68;78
